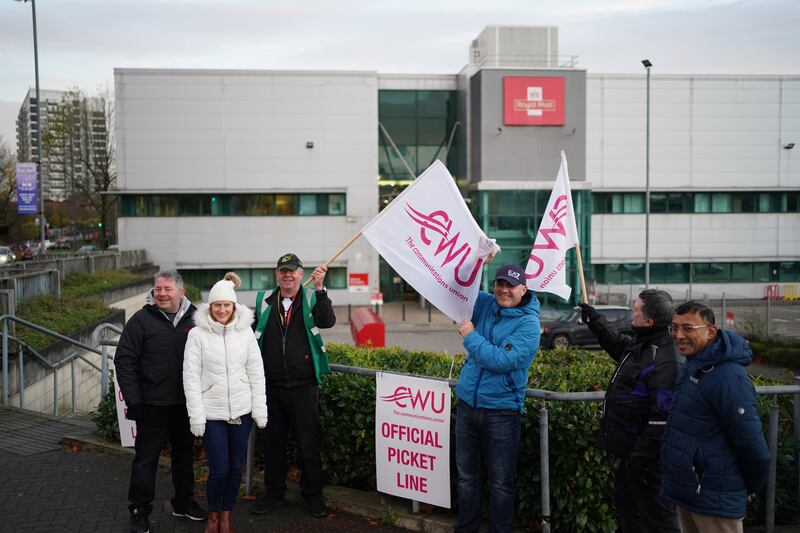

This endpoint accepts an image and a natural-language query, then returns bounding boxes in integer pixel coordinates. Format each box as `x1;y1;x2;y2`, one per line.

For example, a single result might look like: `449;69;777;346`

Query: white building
114;27;799;304
16;88;108;202
115;69;379;305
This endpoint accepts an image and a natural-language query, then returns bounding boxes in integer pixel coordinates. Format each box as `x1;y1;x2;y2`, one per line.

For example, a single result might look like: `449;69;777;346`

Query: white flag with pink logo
362;160;500;321
525;151;580;300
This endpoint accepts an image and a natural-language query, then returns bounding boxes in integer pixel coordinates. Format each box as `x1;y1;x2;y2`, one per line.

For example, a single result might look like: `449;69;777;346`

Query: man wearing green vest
251;253;336;518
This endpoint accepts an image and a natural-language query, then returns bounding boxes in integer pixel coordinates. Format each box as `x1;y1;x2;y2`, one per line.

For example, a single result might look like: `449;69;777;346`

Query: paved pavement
0;408;409;533
0;443;407;533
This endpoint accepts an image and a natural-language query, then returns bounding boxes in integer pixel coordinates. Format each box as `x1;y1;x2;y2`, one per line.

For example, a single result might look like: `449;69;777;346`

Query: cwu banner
375;372;451;508
525;151;580;300
16;162;38;215
362;160;499;321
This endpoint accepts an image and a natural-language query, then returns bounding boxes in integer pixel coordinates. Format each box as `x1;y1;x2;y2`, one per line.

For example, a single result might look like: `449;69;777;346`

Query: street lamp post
642;59;652;288
16;0;47;254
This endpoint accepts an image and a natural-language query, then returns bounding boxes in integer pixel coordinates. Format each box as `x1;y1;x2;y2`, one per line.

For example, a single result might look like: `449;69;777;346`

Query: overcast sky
1;0;798;152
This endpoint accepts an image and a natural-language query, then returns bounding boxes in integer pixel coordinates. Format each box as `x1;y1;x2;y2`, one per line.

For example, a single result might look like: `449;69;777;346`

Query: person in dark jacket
250;253;335;518
115;270;207;533
455;263;540;533
660;301;770;533
579;289;681;533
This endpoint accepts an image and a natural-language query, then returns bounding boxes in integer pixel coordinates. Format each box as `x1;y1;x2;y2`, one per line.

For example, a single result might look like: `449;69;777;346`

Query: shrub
311;344;797;531
91;372;119;441
749;340;800;371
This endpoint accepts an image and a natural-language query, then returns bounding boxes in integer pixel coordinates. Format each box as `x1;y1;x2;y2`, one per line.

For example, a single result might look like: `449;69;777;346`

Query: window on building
179;267;348;292
120;194;346;217
711;193;731;213
694;262;731;282
731;193;757;213
730;263;753;282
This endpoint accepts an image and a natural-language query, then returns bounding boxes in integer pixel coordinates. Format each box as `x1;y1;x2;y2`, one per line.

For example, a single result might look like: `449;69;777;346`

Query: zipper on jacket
224;326;233;420
600;351;632;437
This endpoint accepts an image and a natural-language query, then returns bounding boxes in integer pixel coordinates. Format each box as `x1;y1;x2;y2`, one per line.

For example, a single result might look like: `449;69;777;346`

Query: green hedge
749;341;800;371
313;344;797;531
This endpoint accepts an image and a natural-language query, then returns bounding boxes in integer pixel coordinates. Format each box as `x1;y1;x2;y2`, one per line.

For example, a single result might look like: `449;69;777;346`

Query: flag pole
302;230;363;287
574;242;588;304
302;162;453;287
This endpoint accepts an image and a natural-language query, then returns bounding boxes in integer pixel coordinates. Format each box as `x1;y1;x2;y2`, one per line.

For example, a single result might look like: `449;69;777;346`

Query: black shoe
129;508;151;533
171;499;208;521
306;494;330;518
250;495;286;515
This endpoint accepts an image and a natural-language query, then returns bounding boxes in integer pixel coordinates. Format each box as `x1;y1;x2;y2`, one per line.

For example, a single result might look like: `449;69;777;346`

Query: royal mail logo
504;76;565;126
380;386;446;414
404;203;483;288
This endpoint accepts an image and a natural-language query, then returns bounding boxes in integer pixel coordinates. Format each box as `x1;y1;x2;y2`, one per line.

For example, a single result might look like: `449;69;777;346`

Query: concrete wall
586;74;800;190
468;68;587;182
115;69;380;305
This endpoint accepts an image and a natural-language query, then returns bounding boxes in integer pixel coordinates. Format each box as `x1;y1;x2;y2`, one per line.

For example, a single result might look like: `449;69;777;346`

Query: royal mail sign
503;76;565;126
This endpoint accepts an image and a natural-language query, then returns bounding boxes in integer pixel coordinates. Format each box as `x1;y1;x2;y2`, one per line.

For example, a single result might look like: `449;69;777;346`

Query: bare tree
43;88;117;247
0;136;18;238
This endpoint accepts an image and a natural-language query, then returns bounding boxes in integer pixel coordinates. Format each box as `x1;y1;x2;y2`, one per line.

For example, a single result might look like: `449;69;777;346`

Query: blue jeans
455;400;522;533
203;413;253;511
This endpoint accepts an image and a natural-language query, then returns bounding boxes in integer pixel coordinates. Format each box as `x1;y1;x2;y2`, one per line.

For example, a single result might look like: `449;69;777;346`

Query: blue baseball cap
494;263;525;287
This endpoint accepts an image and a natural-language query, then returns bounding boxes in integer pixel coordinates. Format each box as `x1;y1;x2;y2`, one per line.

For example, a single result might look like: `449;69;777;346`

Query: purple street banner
16;162;38;214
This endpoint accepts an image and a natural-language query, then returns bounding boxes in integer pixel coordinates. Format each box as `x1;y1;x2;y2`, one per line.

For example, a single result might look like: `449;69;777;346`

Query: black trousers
128;404;195;513
613;457;680;533
262;383;325;499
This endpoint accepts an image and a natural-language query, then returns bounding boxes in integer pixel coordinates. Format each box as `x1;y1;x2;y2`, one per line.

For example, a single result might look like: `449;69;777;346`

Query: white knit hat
208;272;241;304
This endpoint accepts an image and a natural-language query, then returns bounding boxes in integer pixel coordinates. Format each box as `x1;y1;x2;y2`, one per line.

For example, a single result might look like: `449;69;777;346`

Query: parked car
539;305;634;349
76;244;98;254
0;246;16;264
20;245;40;260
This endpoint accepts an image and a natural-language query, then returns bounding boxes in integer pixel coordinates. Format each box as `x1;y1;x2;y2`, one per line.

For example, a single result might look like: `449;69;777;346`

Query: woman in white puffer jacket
183;272;267;533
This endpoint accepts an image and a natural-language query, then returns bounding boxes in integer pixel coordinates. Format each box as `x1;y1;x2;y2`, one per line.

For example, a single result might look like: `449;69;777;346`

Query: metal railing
323;364;800;533
1;315;109;415
2;323;797;532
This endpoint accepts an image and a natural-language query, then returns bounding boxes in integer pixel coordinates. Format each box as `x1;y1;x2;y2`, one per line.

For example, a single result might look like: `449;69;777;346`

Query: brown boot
204;511;220;533
219;510;233;533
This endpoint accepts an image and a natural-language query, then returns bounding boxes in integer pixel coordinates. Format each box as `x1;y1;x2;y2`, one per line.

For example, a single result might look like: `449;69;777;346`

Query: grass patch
15;294;115;350
61;269;146;299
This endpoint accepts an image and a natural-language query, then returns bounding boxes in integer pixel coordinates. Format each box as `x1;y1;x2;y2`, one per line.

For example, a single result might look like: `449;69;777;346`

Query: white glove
191;424;205;437
254;417;268;429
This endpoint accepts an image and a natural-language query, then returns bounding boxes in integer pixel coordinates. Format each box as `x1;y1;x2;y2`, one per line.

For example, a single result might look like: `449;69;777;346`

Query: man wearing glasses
579;290;681;533
660;301;770;533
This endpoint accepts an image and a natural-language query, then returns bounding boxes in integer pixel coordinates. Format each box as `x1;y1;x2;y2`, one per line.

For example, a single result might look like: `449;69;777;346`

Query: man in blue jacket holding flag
454;263;540;533
660;301;770;532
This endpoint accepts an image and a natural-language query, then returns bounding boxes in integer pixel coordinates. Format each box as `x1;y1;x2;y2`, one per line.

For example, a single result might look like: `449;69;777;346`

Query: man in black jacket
251;253;336;518
579;289;681;533
115;270;207;533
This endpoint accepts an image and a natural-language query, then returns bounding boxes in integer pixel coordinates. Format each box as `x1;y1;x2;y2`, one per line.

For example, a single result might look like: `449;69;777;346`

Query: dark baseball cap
276;253;303;271
494;263;525;287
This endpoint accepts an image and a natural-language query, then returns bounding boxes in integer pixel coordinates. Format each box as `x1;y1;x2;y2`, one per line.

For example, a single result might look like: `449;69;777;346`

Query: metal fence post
70;359;76;413
53;368;59;416
18;350;24;409
101;345;109;398
2;320;8;408
766;398;778;533
721;293;727;331
540;407;551;533
794;375;800;512
766;296;772;339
